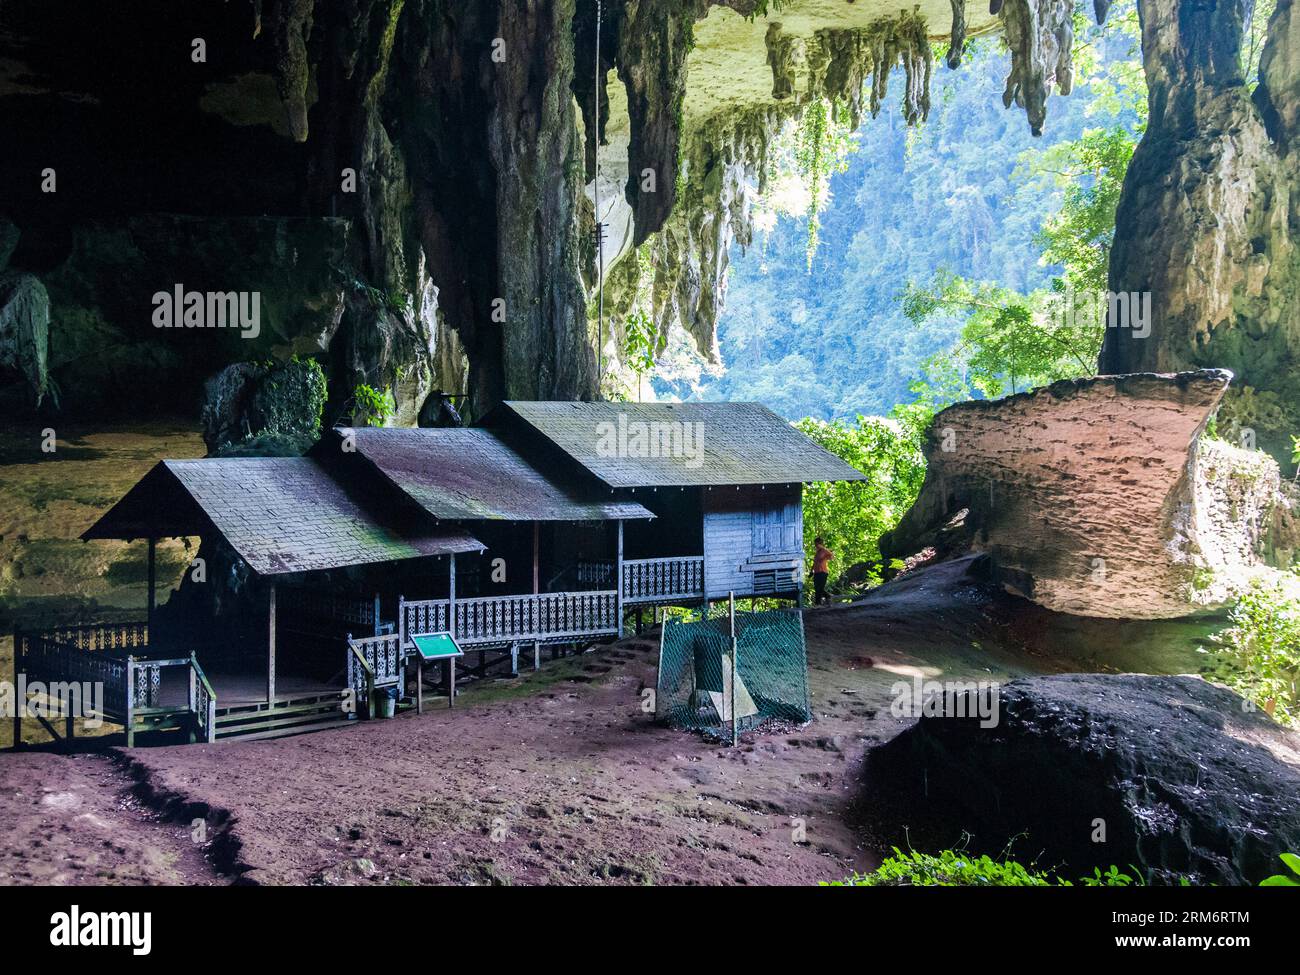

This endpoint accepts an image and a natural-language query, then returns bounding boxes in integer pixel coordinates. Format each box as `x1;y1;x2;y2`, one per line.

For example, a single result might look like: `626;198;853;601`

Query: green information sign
410;632;464;661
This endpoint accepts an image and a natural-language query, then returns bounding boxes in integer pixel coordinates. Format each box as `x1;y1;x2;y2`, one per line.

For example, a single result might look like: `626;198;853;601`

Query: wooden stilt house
12;402;863;745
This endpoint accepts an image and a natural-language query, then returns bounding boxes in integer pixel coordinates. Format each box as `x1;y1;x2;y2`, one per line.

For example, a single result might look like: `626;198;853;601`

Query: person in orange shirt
812;537;834;605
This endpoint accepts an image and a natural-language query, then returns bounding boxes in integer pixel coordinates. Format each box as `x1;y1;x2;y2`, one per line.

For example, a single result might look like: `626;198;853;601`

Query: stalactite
999;0;1075;136
765;21;803;99
947;0;968;70
866;10;933;124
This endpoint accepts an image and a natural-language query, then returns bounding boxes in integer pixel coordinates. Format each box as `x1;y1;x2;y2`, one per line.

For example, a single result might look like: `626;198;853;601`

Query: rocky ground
0;553;1244;886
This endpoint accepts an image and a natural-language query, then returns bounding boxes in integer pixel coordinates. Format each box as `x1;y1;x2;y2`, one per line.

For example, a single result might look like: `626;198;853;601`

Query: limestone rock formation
867;673;1300;886
882;370;1300;619
1100;0;1300;463
0;270;50;406
200;357;327;456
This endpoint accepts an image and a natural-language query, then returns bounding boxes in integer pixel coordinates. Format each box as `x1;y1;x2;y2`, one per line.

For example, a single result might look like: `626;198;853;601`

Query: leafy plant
903;271;1103;403
1260;852;1300;886
795;406;928;584
1201;575;1300;727
1291;435;1299;482
825;846;1137;887
352;383;395;427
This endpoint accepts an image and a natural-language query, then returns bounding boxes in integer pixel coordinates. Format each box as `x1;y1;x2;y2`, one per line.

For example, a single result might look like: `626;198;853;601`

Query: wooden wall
703;484;803;598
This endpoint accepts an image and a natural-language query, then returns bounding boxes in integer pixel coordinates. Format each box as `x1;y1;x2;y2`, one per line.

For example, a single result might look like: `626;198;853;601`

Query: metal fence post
729;591;737;747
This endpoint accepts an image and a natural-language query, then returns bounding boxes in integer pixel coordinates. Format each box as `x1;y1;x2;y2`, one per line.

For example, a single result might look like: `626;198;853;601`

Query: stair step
215;697;345;724
215;716;352;743
216;706;345;735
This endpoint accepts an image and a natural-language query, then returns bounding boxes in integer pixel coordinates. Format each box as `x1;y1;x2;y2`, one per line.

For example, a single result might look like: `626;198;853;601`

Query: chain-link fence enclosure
655;606;811;742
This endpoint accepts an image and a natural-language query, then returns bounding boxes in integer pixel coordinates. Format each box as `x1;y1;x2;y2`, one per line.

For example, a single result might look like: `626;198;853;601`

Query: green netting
655;608;811;741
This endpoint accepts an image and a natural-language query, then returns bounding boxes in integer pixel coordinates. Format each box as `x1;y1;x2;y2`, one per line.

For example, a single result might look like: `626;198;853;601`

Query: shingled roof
499;402;868;488
83;459;482;576
336;427;653;521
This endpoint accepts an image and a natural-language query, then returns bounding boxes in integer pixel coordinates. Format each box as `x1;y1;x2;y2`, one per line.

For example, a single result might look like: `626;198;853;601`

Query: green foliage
353;278;409;317
621;246;661;399
352;382;395;427
903;272;1102;403
1291;435;1299;480
795;407;928;582
1201;575;1300;727
825;847;1136;887
1260;852;1300;886
248;355;327;444
794;99;857;270
1243;0;1279;91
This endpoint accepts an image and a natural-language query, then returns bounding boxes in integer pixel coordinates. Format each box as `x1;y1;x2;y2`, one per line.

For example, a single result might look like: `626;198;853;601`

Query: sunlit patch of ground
0;421;204;749
0;420;203;624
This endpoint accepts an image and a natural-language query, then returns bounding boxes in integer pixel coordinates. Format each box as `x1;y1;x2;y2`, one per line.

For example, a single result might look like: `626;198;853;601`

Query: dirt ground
0;556;1216;886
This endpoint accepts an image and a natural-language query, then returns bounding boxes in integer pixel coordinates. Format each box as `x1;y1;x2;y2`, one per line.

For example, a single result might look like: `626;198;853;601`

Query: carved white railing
622;556;705;604
401;598;450;642
455;590;618;645
346;633;404;706
401;590;618;648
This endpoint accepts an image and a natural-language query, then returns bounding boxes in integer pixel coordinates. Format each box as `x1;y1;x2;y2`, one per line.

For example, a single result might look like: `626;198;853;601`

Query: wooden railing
402;589;619;648
34;621;148;653
15;624;217;743
346;633;403;707
622;556;705;604
455;590;617;645
18;629;133;717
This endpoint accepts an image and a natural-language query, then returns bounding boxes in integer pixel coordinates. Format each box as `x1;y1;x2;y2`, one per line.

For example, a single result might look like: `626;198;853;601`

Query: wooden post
146;537;156;633
11;626;21;750
416;658;424;715
532;522;540;595
187;657;197;744
125;657;135;748
510;643;519;677
533;641;540;671
615;520;624;639
449;554;457;638
373;592;381;636
267;582;277;704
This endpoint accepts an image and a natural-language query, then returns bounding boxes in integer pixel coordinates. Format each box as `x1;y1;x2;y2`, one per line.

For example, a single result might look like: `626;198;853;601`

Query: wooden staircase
213;692;351;742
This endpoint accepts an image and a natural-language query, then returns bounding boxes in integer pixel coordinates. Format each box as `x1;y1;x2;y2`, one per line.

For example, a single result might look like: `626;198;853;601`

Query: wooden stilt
416;658;424;715
615;519;624;639
449;554;457;638
146;537;156;632
533;641;540;671
125;657;135;748
11;625;21;750
510;643;519;677
532;522;540;595
267;583;277;704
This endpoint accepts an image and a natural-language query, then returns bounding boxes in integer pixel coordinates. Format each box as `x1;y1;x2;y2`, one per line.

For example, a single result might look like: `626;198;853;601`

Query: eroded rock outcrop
882;371;1300;619
1100;0;1300;463
867;673;1300;886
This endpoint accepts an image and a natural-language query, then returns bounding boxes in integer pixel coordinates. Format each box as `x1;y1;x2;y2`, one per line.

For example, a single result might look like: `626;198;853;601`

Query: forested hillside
656;13;1145;418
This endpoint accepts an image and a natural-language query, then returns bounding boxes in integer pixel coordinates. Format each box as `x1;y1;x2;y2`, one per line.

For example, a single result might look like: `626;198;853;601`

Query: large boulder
867;673;1300;886
199;357;327;456
883;371;1300;619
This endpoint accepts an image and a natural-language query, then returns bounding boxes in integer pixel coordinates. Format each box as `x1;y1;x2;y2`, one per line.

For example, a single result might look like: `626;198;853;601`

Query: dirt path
0;751;223;886
0;557;1209;886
